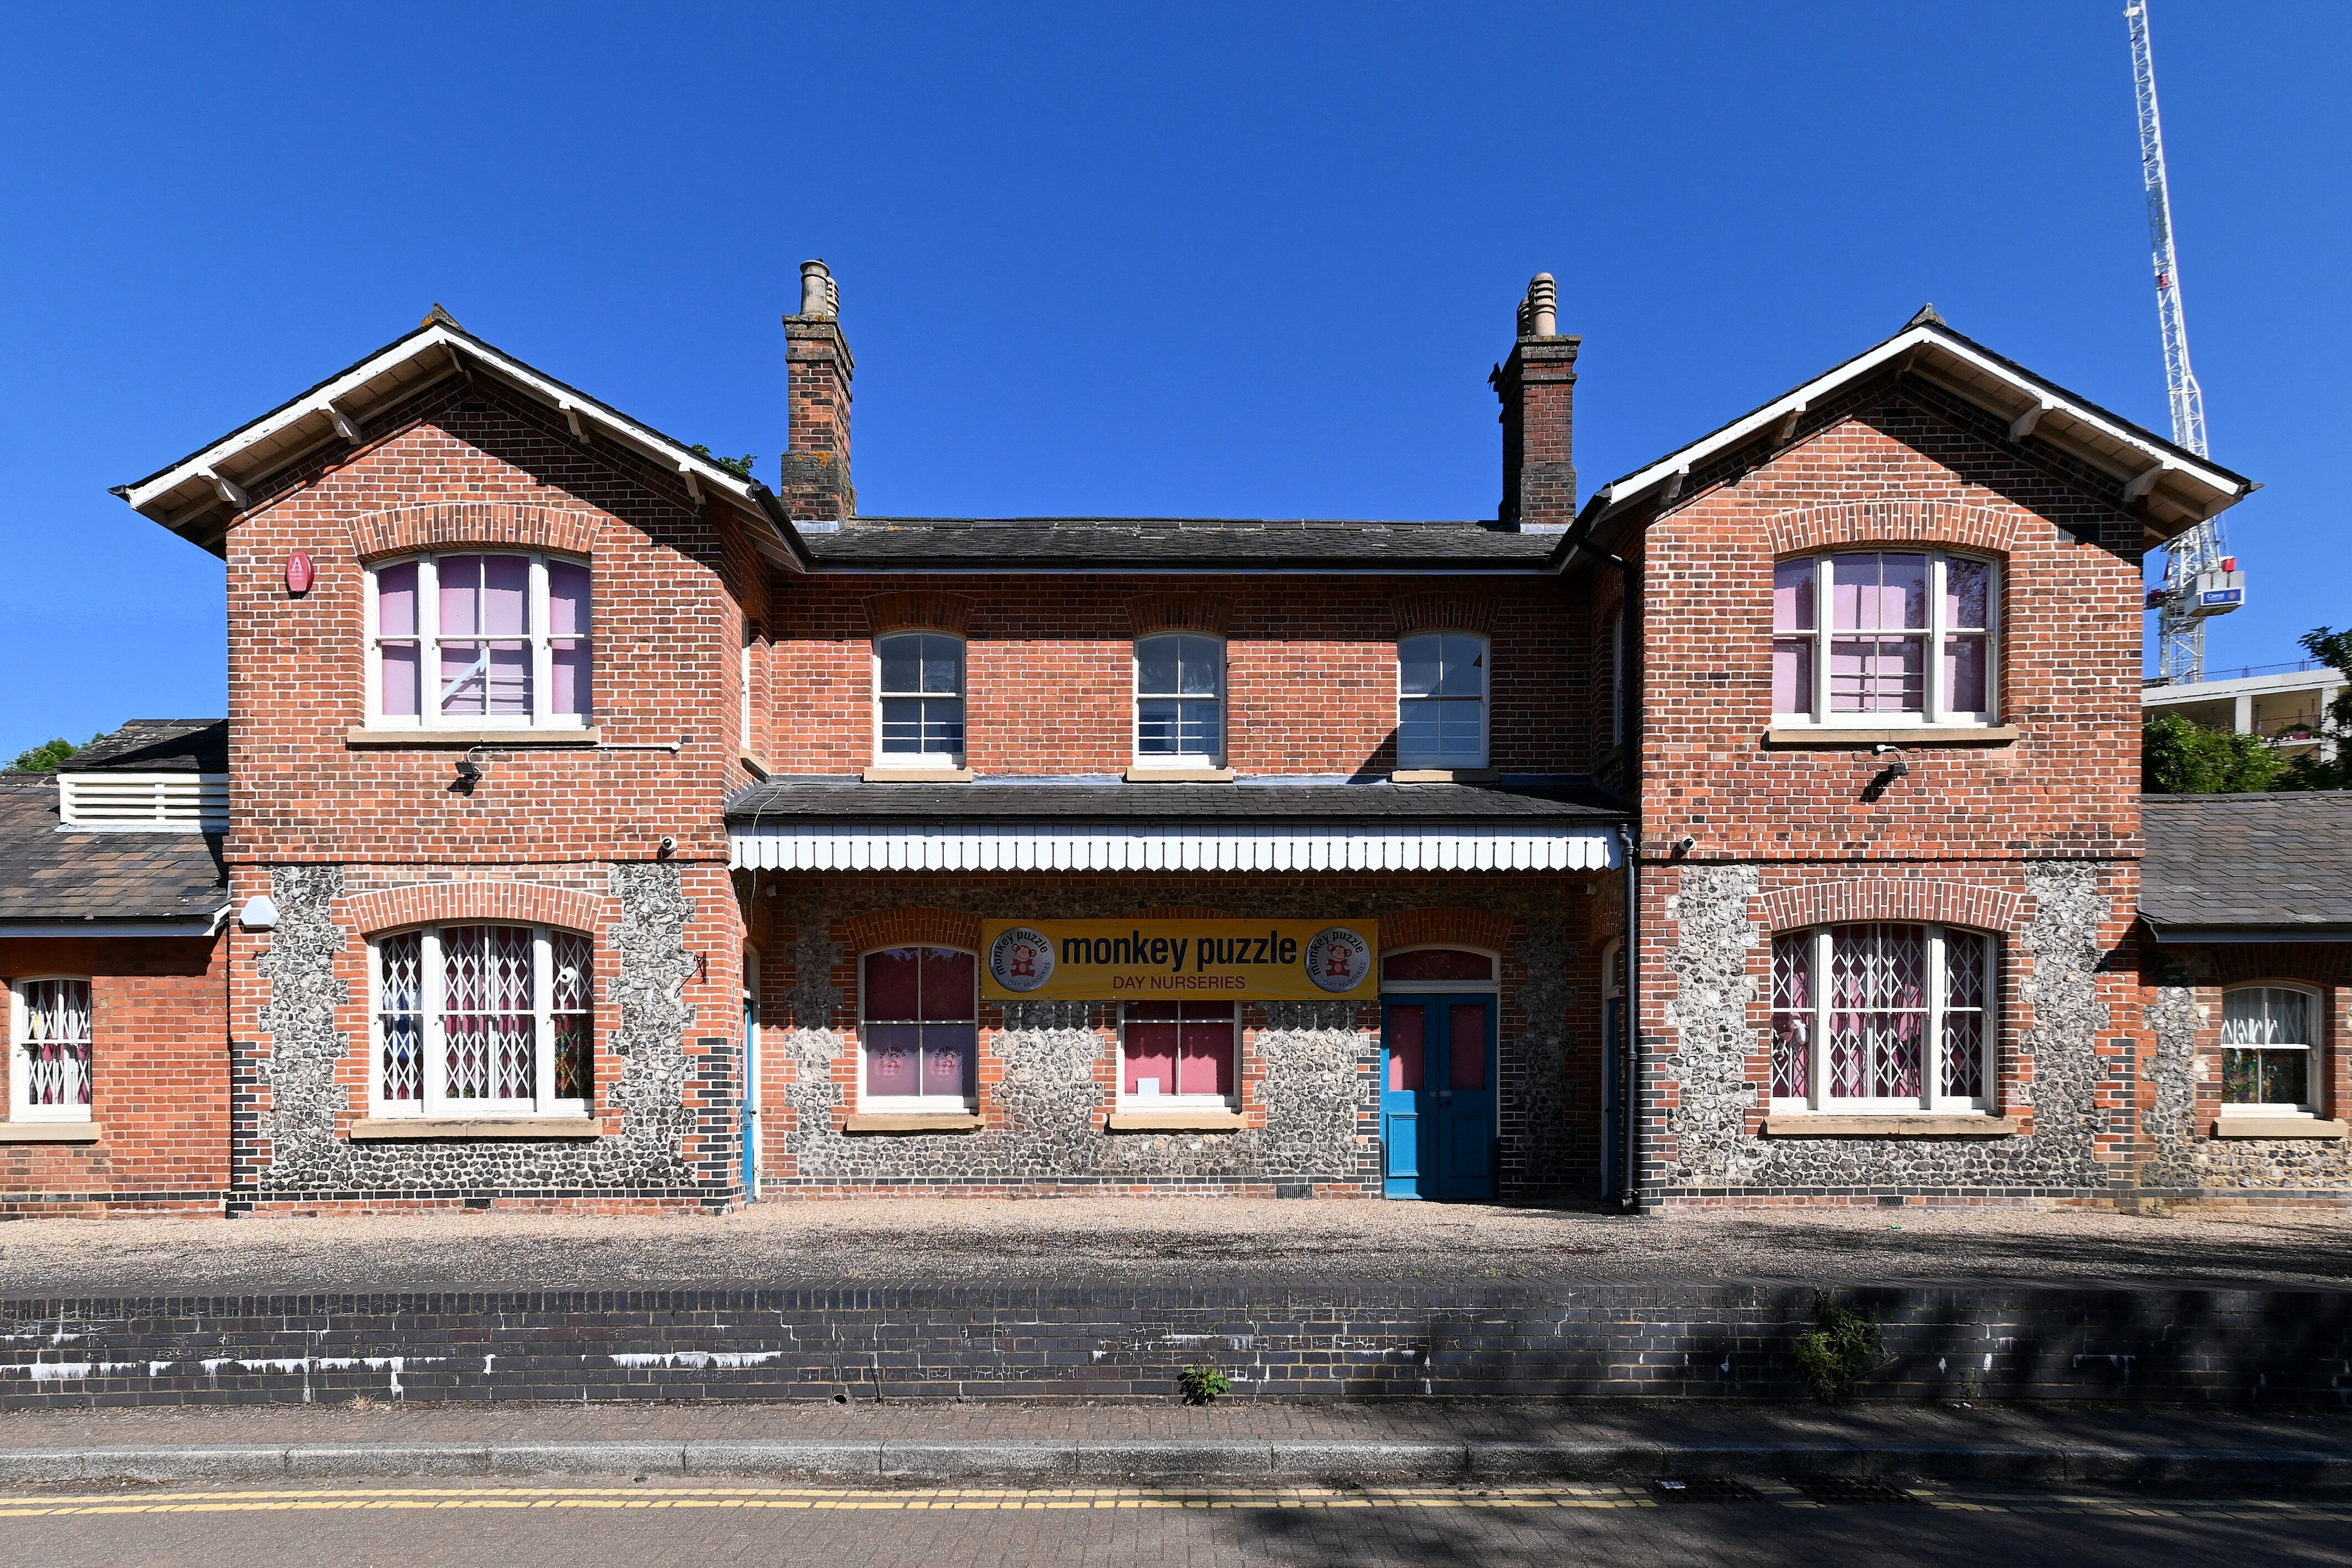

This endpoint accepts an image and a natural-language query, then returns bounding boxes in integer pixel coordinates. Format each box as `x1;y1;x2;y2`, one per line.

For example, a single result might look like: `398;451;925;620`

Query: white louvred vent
58;772;229;831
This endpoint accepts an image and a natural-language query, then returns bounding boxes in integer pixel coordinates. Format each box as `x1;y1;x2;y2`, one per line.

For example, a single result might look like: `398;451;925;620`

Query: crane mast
2129;0;2238;684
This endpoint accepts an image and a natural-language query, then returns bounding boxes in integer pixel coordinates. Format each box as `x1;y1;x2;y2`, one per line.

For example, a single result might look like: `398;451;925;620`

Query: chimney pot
799;259;838;319
1526;274;1558;338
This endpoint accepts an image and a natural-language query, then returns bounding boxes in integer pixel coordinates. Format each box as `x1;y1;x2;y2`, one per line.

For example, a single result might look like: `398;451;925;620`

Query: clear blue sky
3;2;2343;755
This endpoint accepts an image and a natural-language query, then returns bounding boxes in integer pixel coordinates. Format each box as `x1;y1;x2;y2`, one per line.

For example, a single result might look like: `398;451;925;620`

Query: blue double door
1380;994;1497;1201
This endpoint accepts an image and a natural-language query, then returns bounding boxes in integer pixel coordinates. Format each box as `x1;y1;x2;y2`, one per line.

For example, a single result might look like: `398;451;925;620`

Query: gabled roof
1556;310;2255;563
56;719;226;775
807;517;1557;572
2142;792;2352;941
114;309;812;571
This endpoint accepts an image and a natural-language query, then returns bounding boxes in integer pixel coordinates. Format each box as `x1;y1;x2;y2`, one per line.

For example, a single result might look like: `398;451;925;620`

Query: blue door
1381;994;1497;1201
741;959;761;1202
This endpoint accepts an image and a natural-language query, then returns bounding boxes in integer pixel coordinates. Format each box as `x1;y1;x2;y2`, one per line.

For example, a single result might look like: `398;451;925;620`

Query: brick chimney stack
1491;273;1579;530
780;259;855;521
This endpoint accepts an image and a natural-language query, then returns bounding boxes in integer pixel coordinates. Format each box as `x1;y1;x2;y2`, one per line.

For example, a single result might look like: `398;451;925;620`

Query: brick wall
1619;372;2154;1205
218;377;761;1209
5;1282;2346;1406
762;574;1589;779
0;935;227;1215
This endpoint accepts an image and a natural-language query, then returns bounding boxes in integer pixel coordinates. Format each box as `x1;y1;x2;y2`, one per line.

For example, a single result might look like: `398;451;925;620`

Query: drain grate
1650;1478;1766;1504
1786;1476;1922;1507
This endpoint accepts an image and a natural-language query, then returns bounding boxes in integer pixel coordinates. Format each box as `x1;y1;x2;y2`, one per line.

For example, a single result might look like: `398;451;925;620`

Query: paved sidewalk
8;1199;2352;1294
2;1399;2346;1486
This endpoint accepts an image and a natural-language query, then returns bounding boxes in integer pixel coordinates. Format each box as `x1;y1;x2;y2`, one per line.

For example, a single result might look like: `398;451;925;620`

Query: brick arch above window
2208;947;2352;989
1757;880;2025;937
1764;500;2029;560
1381;907;1512;954
344;880;609;938
1126;592;1231;637
840;908;985;955
1389;592;1497;636
865;590;978;636
346;502;607;563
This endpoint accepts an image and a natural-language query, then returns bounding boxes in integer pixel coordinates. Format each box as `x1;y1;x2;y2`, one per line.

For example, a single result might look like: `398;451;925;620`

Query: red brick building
74;266;2340;1215
0;721;229;1215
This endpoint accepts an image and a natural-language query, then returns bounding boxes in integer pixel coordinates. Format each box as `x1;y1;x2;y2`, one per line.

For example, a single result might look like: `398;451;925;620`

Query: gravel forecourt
3;1199;2349;1294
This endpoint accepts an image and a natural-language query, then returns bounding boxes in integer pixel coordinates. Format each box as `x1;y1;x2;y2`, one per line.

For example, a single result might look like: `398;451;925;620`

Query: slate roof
0;773;226;928
55;718;227;774
804;518;1558;571
727;778;1627;825
2141;793;2352;938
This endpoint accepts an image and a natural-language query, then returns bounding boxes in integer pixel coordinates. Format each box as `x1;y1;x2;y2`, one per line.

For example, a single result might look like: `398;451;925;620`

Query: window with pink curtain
376;561;420;718
1771;559;1815;717
1770;932;1811;1099
1772;552;1996;723
548;560;592;719
1123;1003;1236;1101
861;947;977;1102
369;553;590;728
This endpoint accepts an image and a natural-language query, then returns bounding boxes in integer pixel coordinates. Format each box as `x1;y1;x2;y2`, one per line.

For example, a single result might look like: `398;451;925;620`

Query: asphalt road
2;1477;2345;1567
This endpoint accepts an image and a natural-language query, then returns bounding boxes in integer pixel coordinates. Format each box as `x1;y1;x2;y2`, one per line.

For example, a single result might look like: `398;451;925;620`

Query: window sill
1763;725;2019;749
1107;1110;1247;1133
1124;767;1235;783
861;765;974;783
0;1122;101;1143
2211;1117;2348;1140
1762;1113;2020;1138
1391;768;1496;784
346;727;602;748
843;1112;985;1134
349;1117;603;1140
741;753;769;780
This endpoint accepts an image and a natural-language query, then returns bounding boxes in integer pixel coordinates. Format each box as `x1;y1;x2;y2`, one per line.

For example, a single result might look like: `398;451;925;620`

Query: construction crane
2129;0;2242;685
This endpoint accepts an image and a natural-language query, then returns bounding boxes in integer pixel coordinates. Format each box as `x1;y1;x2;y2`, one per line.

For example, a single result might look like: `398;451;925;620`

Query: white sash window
369;924;594;1117
366;553;592;729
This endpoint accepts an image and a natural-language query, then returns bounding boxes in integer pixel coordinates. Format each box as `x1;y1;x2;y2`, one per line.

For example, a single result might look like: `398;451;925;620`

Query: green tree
2143;711;2287;795
10;733;99;772
2280;625;2352;791
687;444;759;480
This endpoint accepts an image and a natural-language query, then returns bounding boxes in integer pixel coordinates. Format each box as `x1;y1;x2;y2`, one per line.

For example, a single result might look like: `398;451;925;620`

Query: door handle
1437;1091;1453;1104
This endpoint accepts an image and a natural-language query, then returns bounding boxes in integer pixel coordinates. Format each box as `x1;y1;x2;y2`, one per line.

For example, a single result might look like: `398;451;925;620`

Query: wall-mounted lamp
658;835;678;858
240;894;280;931
1673;835;1697;857
1863;743;1910;803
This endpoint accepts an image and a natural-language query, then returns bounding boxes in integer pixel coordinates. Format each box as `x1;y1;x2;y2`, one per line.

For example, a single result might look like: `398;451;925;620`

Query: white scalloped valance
730;824;1617;874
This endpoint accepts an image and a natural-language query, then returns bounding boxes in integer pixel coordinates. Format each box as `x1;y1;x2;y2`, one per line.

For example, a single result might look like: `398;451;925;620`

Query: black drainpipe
1616;822;1640;1211
1561;520;1642;1213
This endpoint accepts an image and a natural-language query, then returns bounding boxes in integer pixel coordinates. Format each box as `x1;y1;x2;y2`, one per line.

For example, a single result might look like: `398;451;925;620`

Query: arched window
861;946;978;1109
874;633;967;763
367;553;592;729
368;924;594;1117
10;977;93;1123
1772;551;1996;725
1769;923;1994;1111
1397;633;1488;768
1134;633;1224;765
1380;947;1498;990
2220;984;2322;1114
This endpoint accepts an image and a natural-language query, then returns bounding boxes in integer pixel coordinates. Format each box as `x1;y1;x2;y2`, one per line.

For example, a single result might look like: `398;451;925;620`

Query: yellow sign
980;919;1380;1002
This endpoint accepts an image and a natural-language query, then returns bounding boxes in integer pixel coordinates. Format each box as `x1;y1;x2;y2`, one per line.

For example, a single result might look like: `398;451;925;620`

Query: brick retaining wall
1;1283;2344;1408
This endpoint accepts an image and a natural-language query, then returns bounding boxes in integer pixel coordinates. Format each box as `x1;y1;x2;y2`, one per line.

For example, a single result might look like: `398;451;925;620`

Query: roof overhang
2143;919;2352;944
114;318;812;572
0;918;222;938
1555;319;2255;567
732;822;1622;873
